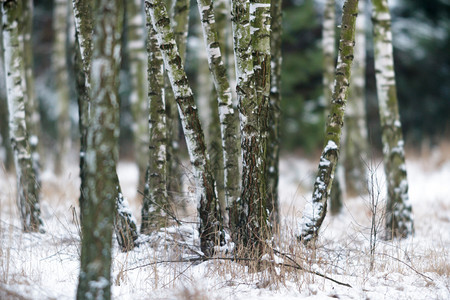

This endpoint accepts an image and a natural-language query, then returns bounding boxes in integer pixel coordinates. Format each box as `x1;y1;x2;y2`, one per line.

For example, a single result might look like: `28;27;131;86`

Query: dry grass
0;144;449;299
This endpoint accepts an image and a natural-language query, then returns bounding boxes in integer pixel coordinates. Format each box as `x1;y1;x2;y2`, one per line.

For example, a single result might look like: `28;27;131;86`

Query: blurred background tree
3;0;448;168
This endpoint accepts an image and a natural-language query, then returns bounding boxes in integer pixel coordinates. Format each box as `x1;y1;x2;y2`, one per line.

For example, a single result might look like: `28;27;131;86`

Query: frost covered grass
0;144;449;299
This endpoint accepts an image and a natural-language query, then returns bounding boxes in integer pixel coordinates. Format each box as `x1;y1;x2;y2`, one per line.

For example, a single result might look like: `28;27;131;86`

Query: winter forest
0;0;449;299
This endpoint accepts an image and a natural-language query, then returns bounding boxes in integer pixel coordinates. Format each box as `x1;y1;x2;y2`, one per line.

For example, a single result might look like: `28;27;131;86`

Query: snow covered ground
0;146;449;299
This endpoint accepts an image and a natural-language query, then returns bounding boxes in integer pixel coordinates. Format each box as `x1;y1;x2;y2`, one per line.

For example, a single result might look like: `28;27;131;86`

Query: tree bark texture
141;23;169;234
164;0;189;205
322;0;344;215
196;0;240;227
342;0;368;198
126;0;149;192
229;0;271;251
371;0;413;239
2;0;44;233
73;0;137;252
145;0;223;256
53;0;72;174
76;0;124;298
298;0;359;244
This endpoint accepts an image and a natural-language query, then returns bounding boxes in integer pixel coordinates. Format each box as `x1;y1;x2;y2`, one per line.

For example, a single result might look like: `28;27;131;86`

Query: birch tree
72;0;137;251
196;0;240;226
298;0;359;244
126;0;148;191
76;0;124;298
343;0;368;197
0;27;14;171
2;0;43;232
321;0;344;215
145;0;223;256
229;0;271;250
371;0;413;239
141;21;169;233
53;0;71;174
21;0;42;179
165;0;190;201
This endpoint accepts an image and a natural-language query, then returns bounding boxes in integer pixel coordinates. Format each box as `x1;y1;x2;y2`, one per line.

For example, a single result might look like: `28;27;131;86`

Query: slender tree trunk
343;0;368;197
371;0;413;239
76;0;124;298
196;0;240;227
298;0;359;244
21;0;43;179
145;0;223;256
267;0;283;226
322;0;344;215
2;0;43;232
126;0;148;192
72;0;93;223
141;22;169;234
53;0;71;174
0;27;14;171
165;0;190;203
72;0;137;251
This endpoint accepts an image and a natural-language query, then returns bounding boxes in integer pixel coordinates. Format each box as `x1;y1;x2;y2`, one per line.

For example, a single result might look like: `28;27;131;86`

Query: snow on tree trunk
140;22;169;234
321;0;344;215
76;0;124;298
2;0;43;233
145;0;223;256
371;0;413;239
73;0;138;252
196;0;240;227
267;0;282;226
343;0;368;198
0;27;14;171
53;0;71;174
126;0;149;193
298;0;359;244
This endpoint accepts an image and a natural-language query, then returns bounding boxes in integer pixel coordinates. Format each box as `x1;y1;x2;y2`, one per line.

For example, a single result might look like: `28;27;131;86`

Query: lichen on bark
298;0;360;244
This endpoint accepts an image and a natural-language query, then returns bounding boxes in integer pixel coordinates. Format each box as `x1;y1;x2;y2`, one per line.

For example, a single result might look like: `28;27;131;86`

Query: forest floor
0;144;449;299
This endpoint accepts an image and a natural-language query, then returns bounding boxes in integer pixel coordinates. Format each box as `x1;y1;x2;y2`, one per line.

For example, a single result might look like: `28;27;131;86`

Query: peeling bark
298;0;359;244
371;0;413;239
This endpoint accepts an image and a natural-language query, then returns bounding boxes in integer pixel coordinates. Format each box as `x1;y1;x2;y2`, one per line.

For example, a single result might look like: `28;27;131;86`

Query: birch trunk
73;0;137;251
22;0;42;179
322;0;344;215
126;0;148;192
0;27;14;171
196;0;240;226
76;0;123;298
141;23;169;234
145;0;223;256
267;0;282;225
53;0;71;174
298;0;359;244
371;0;413;239
343;0;368;197
2;0;43;232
